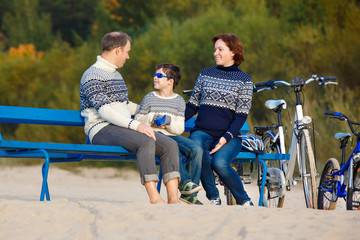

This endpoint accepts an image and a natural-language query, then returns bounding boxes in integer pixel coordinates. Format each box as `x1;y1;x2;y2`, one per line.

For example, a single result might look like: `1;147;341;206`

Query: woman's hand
209;137;227;154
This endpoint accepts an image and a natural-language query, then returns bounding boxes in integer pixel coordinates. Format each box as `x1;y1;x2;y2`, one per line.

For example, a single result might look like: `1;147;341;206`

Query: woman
185;33;253;206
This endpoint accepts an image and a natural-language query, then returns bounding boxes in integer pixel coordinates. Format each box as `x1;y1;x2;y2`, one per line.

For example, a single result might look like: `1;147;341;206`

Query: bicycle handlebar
182;89;193;96
254;75;337;92
324;110;360;137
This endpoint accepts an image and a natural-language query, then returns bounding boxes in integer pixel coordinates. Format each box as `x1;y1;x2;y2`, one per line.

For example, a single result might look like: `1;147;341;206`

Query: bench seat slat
0;140;134;156
234;152;290;160
0;150;137;161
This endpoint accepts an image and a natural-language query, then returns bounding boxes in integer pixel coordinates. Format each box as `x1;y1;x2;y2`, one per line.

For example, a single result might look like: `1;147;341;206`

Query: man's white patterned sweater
80;56;140;142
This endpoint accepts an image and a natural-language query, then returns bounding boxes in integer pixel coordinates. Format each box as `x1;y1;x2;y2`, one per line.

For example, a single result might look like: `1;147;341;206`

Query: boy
135;63;203;205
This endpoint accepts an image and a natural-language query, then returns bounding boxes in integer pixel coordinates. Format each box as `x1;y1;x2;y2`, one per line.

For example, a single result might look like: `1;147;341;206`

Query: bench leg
156;166;162;193
258;159;267;207
40;150;51;201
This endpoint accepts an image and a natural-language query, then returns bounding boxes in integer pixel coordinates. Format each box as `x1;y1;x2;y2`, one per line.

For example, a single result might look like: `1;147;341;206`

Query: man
79;31;179;204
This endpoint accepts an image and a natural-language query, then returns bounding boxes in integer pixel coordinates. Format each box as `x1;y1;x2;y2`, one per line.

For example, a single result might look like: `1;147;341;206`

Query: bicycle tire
224;164;239;205
263;131;281;168
262;186;285;208
261;167;286;208
262;132;285;208
299;129;318;209
317;158;340;210
224;185;237;205
346;162;360;210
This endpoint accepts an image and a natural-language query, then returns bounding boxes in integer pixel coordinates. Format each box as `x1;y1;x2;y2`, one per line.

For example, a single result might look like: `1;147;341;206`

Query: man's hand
209;137;227;154
137;123;156;141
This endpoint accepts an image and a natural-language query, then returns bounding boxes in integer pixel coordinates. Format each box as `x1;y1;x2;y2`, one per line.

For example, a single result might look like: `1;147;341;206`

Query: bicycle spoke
300;130;318;209
347;163;360;210
317;158;339;210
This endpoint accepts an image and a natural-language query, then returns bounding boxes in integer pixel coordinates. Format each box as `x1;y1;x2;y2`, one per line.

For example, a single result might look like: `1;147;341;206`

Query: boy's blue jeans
169;135;203;191
189;130;251;205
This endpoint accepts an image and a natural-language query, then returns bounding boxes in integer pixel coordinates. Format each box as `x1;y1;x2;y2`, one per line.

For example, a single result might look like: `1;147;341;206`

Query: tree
38;0;98;46
1;0;55;50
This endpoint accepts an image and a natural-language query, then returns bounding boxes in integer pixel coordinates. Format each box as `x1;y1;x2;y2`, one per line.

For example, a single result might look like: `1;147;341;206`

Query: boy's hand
153;115;171;127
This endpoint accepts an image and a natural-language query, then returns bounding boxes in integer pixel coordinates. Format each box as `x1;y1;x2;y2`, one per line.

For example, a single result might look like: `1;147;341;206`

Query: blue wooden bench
0;105;289;205
0;105;139;201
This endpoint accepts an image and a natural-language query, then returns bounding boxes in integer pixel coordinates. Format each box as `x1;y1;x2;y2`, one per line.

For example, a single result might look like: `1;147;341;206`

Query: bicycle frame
324;139;360;198
268;86;314;189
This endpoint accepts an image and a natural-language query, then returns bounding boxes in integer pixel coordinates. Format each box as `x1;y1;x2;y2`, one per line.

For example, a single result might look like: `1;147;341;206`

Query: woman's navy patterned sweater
185;65;253;142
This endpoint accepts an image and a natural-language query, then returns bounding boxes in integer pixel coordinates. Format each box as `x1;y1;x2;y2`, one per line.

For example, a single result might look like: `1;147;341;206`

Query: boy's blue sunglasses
154;73;172;79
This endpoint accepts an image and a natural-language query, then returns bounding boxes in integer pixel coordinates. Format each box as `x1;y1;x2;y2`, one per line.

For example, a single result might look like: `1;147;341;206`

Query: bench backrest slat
0;105;84;126
0;105;250;133
184;117;250;134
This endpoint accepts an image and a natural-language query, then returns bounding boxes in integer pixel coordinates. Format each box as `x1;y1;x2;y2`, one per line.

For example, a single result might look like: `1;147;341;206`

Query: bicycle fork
284;104;314;189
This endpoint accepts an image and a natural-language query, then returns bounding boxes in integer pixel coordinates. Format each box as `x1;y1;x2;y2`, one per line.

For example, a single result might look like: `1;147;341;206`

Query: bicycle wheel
299;129;318;209
317;158;340;210
224;163;239;205
346;162;360;210
263;131;281;168
261;168;286;208
224;185;237;205
262;132;285;207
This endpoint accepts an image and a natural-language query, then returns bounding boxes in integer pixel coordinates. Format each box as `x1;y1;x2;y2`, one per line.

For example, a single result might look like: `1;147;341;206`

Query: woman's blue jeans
189;130;250;204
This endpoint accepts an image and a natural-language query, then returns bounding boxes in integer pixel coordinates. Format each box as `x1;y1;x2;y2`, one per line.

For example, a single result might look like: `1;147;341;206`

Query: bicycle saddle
335;132;351;139
265;99;287;110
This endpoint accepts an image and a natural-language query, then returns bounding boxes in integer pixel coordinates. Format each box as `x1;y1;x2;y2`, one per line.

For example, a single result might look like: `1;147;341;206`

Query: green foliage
38;0;98;46
0;0;360;168
1;0;55;50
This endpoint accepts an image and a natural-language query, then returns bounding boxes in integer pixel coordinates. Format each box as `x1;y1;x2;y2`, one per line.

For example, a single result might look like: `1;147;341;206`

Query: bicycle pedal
293;178;300;185
241;173;252;184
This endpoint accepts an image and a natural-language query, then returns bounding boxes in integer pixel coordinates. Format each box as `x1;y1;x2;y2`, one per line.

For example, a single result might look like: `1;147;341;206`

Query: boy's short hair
156;63;181;89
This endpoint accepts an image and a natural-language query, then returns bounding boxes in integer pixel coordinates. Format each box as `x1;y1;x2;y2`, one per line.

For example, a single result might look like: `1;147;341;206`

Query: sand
0;165;358;240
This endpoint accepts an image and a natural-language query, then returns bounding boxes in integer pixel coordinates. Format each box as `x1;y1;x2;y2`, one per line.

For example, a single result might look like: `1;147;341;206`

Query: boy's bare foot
168;197;180;204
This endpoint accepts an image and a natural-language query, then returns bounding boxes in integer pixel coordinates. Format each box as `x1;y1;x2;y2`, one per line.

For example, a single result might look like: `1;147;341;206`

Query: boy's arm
165;96;185;135
165;115;185;135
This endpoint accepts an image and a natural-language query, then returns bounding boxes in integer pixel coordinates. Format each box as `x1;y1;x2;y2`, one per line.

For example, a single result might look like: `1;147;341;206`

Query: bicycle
253;75;337;208
318;110;360;210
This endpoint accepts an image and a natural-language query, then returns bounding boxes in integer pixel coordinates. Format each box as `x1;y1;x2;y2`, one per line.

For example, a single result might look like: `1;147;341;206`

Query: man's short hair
101;31;132;52
156;63;181;89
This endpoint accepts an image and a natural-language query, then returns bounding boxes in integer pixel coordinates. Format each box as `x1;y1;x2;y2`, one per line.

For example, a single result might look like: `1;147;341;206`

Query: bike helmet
241;134;265;153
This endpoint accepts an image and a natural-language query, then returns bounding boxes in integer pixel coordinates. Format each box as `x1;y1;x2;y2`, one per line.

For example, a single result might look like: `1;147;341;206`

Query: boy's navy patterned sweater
185;65;253;142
